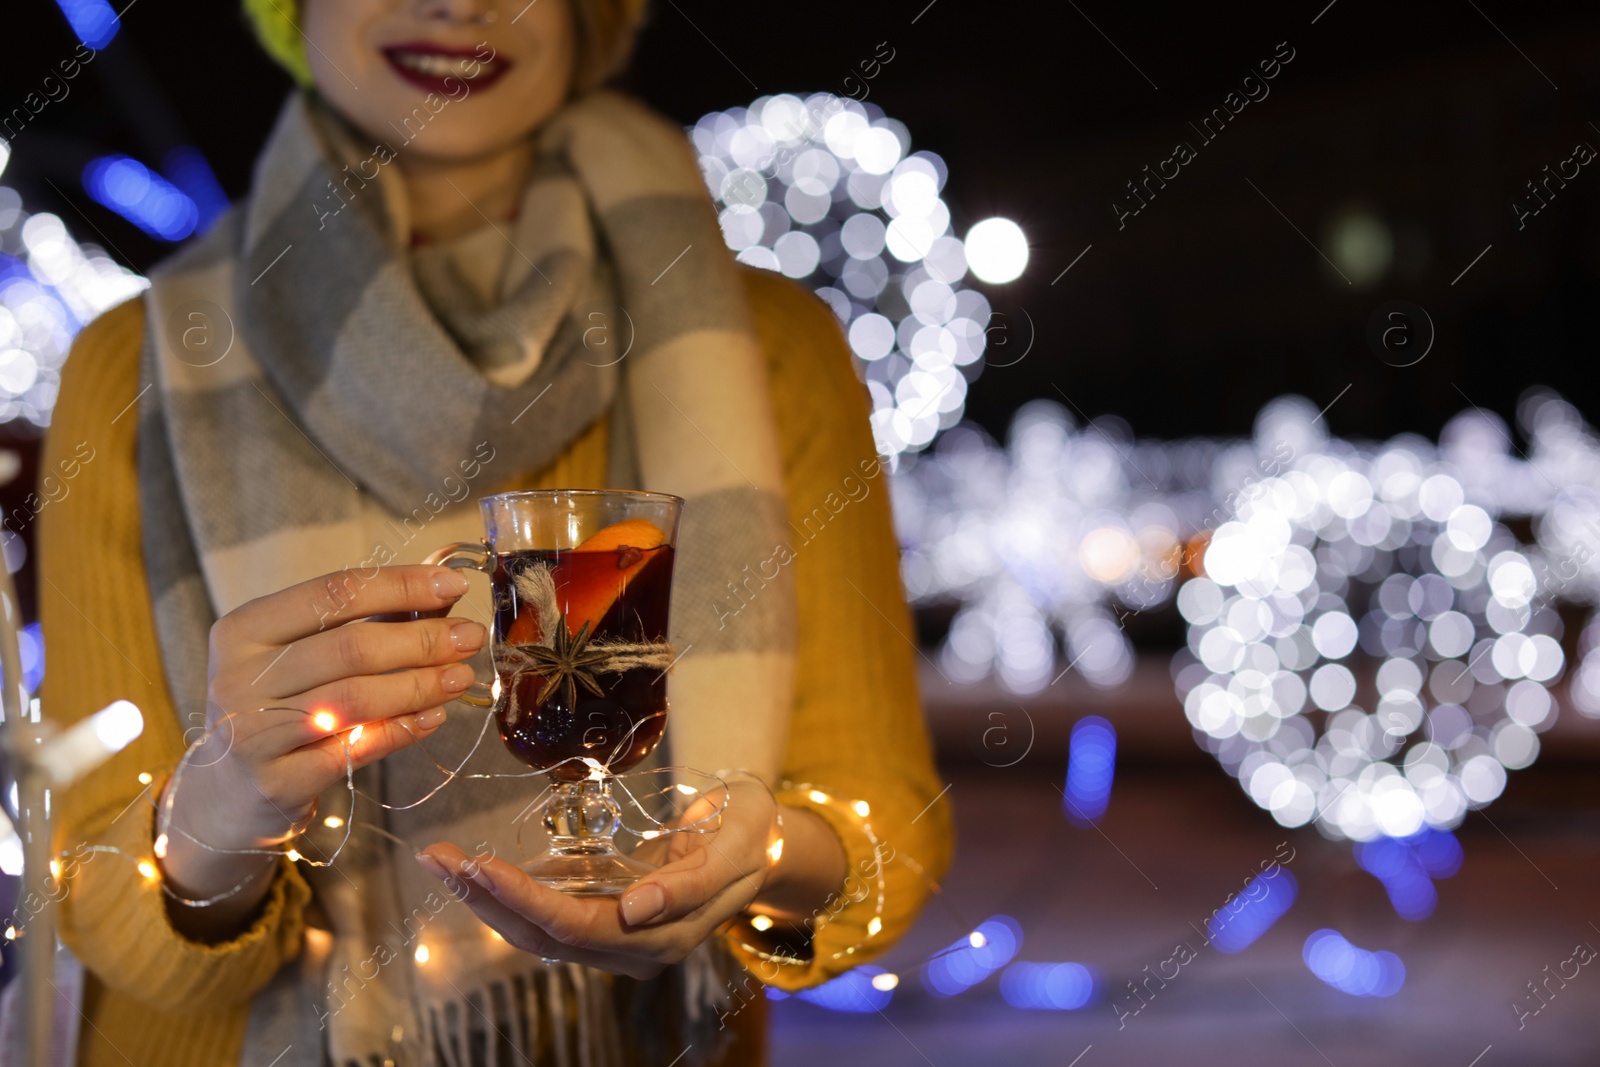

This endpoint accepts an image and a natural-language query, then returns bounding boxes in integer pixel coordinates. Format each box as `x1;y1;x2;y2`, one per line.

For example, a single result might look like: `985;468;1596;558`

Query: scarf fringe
362;943;739;1067
403;963;613;1067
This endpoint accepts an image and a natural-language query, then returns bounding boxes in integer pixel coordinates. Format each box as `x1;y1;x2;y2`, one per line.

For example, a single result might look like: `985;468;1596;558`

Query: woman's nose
412;0;500;25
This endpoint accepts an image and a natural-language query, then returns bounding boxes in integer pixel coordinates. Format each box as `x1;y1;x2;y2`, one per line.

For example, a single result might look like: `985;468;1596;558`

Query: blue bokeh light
1355;829;1461;921
922;915;1021;997
162;148;229;235
1064;715;1116;826
1409;827;1464;879
54;0;120;49
795;967;894;1013
1000;962;1097;1010
83;156;199;242
1206;868;1297;954
19;621;44;694
1303;929;1406;997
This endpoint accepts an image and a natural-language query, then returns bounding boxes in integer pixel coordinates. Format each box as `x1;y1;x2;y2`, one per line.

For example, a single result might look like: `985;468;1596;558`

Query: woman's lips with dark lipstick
381;43;510;94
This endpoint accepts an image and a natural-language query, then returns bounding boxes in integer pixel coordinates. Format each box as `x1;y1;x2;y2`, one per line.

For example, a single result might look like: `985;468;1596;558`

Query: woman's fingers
414;846;583;961
288;663;478;734
297;705;453;772
620;838;758;928
220;565;471;648
413;845;721;980
257;616;486;696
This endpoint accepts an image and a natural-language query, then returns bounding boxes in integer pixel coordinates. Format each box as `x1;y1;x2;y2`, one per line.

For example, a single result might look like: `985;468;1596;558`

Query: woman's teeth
389;52;497;79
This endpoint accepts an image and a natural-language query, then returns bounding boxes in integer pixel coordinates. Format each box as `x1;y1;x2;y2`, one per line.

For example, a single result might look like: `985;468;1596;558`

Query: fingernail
442;664;475;693
414;852;449;880
411;706;449;731
451;620;486;652
432;570;470;598
620;883;665;926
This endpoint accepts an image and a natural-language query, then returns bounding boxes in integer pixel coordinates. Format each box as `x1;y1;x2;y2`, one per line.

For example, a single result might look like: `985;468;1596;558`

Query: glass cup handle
420;541;496;709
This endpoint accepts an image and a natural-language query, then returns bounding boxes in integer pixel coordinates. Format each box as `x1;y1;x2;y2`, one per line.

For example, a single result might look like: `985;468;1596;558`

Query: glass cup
426;489;682;895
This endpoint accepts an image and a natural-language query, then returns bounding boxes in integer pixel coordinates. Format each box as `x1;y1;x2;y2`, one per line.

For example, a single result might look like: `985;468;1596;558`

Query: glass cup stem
524;777;653;895
544;778;621;843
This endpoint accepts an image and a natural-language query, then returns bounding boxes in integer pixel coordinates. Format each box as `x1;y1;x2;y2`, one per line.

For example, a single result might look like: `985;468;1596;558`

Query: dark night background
2;0;1597;446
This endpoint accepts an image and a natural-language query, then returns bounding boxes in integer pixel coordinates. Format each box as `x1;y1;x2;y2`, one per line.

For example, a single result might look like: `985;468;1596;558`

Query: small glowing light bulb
676;783;699;795
137;772;153;786
137;861;157;881
312;711;336;732
4;926;15;940
323;816;345;829
968;931;987;949
153;833;169;859
348;724;364;743
871;973;899;991
750;914;774;932
639;829;661;841
49;860;61;880
807;790;829;805
767;838;784;864
853;800;871;817
868;916;883;936
414;944;430;964
286;849;302;863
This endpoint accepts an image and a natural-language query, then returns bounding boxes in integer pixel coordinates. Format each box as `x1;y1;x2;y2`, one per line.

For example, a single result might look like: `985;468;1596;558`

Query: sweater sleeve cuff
720;783;900;992
57;790;313;1014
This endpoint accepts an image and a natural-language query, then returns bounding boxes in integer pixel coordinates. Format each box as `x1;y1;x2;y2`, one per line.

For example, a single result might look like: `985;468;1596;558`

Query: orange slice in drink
562;518;666;633
507;518;667;643
576;518;666;555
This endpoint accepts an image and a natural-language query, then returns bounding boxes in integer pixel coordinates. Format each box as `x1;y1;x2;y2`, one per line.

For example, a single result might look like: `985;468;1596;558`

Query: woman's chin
389;128;543;169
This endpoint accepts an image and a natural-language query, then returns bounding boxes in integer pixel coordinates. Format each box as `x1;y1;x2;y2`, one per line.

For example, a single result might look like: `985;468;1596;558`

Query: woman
37;1;951;1064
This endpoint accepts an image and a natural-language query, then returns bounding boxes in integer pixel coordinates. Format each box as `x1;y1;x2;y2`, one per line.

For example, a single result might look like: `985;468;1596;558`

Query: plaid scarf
138;91;795;1066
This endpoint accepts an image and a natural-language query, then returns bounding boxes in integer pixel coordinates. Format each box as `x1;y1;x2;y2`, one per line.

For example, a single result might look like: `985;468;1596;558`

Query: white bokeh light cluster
0;183;146;428
895;392;1596;827
692;94;1001;457
1175;398;1566;841
1517;389;1600;716
892;399;1189;693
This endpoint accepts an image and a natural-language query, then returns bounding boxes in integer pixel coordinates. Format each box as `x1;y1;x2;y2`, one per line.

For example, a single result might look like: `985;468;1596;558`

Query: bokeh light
922;915;1021;996
0;181;147;428
1063;716;1116;826
83;155;199;242
1303;929;1406;996
54;0;120;49
963;217;1028;284
1206;868;1297;954
162;147;230;236
1166;397;1573;841
999;962;1097;1010
695;94;991;458
1354;828;1462;921
794;966;895;1013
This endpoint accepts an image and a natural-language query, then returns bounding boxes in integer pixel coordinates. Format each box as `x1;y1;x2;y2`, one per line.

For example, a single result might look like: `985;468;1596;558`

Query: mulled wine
491;539;674;781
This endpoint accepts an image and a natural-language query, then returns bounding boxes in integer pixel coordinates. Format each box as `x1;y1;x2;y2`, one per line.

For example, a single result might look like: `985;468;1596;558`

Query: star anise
524;614;610;709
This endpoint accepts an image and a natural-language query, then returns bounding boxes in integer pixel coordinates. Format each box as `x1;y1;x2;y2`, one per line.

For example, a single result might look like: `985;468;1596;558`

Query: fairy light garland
24;715;984;1006
725;783;892;970
29;705;726;912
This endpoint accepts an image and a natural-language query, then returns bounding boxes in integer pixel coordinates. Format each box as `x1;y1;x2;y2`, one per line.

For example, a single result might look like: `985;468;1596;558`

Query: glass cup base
521;842;655;896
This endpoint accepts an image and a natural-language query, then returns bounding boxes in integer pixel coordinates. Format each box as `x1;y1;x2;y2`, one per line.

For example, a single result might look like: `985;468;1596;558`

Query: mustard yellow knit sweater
37;267;951;1066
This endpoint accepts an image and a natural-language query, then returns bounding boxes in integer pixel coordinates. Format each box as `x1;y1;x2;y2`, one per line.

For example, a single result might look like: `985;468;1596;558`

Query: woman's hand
160;565;484;938
414;779;788;980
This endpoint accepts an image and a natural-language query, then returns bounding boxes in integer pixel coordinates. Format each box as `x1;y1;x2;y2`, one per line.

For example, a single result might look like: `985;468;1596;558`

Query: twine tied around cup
498;564;677;727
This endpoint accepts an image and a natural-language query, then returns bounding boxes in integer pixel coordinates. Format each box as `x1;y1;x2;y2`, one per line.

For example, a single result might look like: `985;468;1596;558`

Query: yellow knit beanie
241;0;650;91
